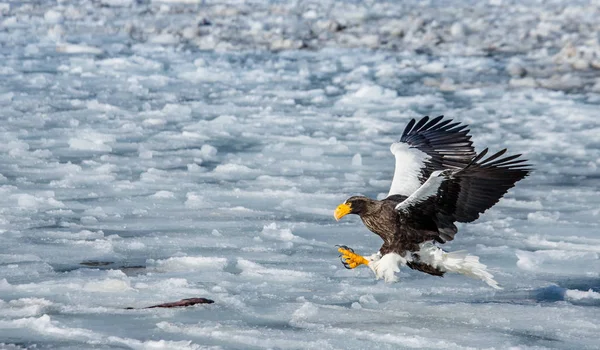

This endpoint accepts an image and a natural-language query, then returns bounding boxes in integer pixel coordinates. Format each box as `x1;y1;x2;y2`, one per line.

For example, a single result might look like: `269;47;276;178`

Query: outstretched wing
395;148;532;244
388;116;476;197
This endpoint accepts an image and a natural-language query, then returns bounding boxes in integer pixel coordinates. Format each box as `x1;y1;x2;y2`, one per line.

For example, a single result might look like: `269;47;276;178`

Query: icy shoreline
4;0;600;92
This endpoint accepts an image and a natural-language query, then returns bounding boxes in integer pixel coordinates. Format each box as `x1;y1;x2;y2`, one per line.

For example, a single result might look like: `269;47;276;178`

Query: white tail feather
442;251;501;289
417;242;501;289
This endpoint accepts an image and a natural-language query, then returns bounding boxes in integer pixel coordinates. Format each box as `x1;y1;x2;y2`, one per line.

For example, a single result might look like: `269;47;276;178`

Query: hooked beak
334;203;352;221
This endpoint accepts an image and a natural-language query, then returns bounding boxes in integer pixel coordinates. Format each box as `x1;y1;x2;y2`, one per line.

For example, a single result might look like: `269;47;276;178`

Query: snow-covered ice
1;0;599;349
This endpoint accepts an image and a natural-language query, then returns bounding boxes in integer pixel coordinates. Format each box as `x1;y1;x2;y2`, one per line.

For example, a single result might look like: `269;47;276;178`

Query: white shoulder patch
388;142;429;197
395;170;446;211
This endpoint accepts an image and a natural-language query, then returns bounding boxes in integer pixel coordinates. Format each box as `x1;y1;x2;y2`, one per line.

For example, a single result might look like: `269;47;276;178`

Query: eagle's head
334;196;371;221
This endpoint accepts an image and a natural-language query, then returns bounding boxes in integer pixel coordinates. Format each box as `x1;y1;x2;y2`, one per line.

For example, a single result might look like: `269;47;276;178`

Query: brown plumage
336;116;532;279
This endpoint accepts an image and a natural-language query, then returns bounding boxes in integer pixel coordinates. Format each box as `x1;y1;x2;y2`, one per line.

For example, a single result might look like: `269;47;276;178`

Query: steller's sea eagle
334;116;531;288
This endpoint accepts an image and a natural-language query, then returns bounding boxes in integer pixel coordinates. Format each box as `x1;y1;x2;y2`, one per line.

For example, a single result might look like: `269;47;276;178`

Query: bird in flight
334;116;531;288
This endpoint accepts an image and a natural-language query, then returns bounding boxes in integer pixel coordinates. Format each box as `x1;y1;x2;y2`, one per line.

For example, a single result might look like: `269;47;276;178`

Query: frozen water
1;0;599;349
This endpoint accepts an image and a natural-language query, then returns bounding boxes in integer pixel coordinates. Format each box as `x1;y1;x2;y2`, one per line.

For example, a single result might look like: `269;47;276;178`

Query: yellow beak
334;203;352;221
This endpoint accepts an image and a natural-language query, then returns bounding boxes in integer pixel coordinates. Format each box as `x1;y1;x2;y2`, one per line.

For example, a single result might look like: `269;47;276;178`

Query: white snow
351;153;362;167
44;10;63;24
565;288;600;301
151;190;175;199
0;0;599;348
83;279;132;293
260;223;298;241
337;84;398;105
148;256;228;272
56;44;103;55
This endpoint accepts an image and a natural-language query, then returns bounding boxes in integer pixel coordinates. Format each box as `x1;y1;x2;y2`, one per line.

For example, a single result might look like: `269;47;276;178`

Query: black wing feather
421;115;445;131
397;116;477;185
399;149;532;245
401;118;417;137
442;149;532;223
412;116;431;133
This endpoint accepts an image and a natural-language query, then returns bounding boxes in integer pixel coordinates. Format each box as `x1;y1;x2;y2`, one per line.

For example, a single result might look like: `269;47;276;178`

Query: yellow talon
338;247;369;269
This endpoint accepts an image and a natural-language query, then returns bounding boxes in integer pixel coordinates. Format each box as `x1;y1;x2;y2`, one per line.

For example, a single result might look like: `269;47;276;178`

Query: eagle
334;116;531;288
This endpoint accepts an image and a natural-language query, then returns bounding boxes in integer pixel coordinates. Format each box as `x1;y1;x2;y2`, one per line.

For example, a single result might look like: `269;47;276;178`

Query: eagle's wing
395;148;532;244
388;116;476;197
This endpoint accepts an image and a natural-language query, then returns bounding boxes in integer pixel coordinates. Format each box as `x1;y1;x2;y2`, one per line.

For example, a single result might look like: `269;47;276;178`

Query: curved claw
336;245;354;269
340;255;353;269
336;245;369;269
336;245;355;254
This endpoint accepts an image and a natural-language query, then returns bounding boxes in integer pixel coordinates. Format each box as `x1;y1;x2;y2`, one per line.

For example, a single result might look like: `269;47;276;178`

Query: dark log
125;297;214;309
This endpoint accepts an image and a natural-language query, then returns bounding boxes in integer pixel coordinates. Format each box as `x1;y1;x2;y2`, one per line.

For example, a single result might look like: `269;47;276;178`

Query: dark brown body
353;195;446;277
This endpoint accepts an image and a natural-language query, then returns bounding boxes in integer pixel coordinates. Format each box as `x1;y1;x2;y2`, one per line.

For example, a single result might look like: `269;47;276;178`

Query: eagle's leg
337;246;369;269
368;253;407;283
